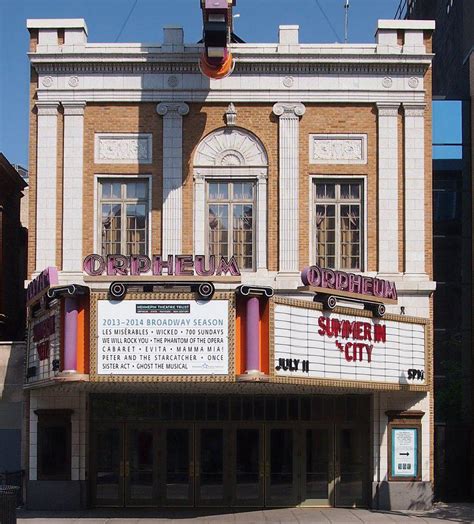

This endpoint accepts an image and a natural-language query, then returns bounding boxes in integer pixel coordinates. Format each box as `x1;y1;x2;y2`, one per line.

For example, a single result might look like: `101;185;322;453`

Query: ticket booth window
36;409;72;481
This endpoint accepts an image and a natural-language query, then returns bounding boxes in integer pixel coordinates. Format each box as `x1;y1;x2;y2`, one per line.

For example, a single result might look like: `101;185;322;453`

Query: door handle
189;461;194;477
125;461;130;477
195;463;200;478
120;461;124;477
259;464;265;478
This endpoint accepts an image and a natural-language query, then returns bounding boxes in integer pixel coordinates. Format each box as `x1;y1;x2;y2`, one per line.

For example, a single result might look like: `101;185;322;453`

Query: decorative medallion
167;75;179;88
283;76;294;88
41;76;53;88
382;76;393;89
408;77;419;89
68;76;79;88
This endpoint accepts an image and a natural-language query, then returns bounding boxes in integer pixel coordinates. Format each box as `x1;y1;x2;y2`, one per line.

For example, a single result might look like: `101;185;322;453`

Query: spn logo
407;369;424;380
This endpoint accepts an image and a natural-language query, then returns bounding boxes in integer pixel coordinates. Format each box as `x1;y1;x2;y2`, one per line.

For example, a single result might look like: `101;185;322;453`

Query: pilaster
272;102;305;273
377;103;400;275
193;171;206;256
36;101;59;271
62;101;86;272
157;102;189;257
403;103;426;276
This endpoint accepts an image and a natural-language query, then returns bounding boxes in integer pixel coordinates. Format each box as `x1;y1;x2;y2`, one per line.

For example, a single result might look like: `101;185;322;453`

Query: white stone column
62;101;86;273
36;101;59;272
403;103;426;275
377;103;400;275
156;102;189;257
272;102;305;273
193;171;206;255
256;172;268;271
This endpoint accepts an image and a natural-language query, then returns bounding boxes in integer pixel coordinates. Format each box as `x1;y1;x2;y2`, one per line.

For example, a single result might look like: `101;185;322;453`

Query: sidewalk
16;503;474;523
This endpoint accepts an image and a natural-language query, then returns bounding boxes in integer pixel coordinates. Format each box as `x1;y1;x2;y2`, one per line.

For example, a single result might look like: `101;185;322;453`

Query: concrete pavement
16;503;474;523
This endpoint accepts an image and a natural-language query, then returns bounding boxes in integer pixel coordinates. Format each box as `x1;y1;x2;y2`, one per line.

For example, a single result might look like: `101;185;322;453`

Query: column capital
62;101;86;116
156;102;189;117
272;102;306;118
36;101;60;116
403;103;426;117
376;102;400;117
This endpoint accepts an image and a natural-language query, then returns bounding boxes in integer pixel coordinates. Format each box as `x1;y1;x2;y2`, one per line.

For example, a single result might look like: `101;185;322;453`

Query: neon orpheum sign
301;264;397;301
83;254;241;277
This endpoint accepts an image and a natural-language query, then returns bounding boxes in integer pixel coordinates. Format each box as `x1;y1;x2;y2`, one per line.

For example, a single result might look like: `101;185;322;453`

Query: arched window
193;128;268;272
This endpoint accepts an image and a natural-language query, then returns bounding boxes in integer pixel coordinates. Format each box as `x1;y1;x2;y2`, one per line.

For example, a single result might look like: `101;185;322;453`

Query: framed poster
391;428;418;478
386;410;423;481
97;299;229;376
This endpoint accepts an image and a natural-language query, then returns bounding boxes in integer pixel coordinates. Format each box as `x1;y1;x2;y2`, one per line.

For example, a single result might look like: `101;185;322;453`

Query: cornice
30;57;431;77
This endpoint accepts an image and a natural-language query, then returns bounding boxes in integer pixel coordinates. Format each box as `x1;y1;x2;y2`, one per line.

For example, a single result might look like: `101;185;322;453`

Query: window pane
209;182;229;200
233;182;254;200
209;204;229;258
102;204;122;256
126;203;147;255
102;182;121;199
315;183;335;200
316;204;336;268
233;204;253;270
340;205;360;270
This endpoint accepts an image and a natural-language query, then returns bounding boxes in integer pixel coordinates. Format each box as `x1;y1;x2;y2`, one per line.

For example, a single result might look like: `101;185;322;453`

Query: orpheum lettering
301;264;397;301
83;254;241;277
33;316;56;342
318;316;386;364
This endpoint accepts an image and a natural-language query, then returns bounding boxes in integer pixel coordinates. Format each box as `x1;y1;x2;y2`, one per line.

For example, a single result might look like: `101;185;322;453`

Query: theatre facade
24;18;435;511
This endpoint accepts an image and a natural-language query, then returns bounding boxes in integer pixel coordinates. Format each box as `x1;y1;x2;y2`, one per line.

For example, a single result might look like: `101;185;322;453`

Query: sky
0;0;401;167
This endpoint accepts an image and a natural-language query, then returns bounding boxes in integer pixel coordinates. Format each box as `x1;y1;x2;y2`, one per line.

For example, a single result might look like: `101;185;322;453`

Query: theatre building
24;18;435;511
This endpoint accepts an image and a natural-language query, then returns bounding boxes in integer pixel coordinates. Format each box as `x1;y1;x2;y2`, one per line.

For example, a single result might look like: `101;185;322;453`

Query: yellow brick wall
299;104;377;272
82;103;163;257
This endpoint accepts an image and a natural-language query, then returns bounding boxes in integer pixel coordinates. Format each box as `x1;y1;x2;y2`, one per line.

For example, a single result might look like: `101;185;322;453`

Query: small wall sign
391;428;418;478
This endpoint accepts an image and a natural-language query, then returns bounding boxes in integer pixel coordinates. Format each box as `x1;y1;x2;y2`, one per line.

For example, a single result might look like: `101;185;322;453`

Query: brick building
24;18;435;511
0;153;27;475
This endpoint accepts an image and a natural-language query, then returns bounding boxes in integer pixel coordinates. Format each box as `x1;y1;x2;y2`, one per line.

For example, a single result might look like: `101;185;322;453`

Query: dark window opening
36;409;72;481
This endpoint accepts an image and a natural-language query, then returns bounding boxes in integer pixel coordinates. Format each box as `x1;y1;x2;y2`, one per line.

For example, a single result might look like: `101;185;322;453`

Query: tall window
99;179;149;256
207;181;255;271
314;180;363;271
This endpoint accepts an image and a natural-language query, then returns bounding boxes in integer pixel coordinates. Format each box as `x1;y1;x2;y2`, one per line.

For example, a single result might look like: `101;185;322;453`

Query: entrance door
334;424;369;507
265;426;298;506
90;423;124;507
232;425;264;507
162;425;194;506
195;426;229;506
301;425;333;506
125;424;156;506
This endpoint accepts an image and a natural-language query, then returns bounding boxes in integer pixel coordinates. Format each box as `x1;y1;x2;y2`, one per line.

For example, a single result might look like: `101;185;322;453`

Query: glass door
232;425;264;507
195;425;229;506
90;423;124;507
162;425;194;506
265;426;298;506
334;424;369;507
125;424;156;506
301;425;333;506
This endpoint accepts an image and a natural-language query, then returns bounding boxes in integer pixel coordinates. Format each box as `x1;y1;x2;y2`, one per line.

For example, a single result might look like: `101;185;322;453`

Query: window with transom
98;178;149;256
207;180;255;271
313;180;363;271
